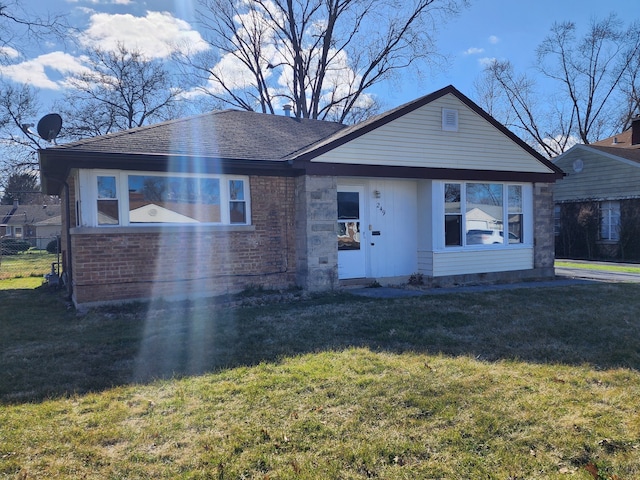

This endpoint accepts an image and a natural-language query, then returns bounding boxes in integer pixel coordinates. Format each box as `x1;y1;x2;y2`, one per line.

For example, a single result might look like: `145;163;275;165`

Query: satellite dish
37;113;62;142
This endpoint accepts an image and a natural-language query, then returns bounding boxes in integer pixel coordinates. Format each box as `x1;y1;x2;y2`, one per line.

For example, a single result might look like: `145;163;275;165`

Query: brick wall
70;175;297;307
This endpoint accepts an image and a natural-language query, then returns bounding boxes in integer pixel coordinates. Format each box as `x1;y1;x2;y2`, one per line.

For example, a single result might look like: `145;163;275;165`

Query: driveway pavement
349;261;640;299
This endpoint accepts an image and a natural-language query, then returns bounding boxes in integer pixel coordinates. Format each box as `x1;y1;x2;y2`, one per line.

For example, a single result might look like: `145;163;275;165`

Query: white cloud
538;135;580;156
478;57;497;67
463;47;484;55
0;52;91;90
488;35;500;44
0;46;20;59
78;11;209;58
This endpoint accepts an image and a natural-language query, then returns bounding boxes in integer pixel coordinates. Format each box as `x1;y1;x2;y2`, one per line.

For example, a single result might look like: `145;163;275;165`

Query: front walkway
348;260;640;299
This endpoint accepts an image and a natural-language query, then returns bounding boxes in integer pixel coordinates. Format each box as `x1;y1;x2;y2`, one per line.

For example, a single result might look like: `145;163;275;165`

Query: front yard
1;261;640;478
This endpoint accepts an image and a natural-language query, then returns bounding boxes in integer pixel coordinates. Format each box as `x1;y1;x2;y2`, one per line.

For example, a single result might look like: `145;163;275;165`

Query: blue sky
6;0;639;116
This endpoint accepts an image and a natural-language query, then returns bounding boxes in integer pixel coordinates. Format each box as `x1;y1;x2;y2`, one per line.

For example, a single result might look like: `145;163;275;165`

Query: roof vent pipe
613;136;618;145
283;104;292;117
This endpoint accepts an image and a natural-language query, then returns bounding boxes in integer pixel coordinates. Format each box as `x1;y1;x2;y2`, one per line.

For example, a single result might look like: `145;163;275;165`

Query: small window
508;185;523;244
229;180;247;224
445;183;462;246
442;108;459;132
97;176;119;225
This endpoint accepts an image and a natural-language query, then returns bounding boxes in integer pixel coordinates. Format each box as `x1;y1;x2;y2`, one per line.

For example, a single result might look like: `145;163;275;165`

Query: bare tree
0;82;46;175
0;1;68;195
58;44;184;139
619;47;640;131
187;0;469;123
477;14;640;158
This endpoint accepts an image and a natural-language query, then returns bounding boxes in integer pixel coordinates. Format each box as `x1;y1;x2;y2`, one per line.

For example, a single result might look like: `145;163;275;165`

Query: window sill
70;224;256;235
439;243;532;252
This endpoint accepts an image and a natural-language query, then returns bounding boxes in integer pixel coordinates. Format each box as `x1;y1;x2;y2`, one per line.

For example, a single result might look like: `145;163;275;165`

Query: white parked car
466;229;519;245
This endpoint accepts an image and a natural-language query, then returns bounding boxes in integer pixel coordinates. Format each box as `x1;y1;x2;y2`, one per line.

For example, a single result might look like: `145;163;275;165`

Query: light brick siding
533;182;555;271
70;175;297;306
295;175;338;291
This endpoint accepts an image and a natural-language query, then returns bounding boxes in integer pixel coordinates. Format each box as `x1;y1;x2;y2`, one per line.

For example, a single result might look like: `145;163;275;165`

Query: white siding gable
313;93;554;174
554;145;640;202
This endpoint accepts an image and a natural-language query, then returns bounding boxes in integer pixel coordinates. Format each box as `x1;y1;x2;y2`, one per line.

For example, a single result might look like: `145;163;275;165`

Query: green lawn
0;250;59;280
555;260;640;274
1;280;640;479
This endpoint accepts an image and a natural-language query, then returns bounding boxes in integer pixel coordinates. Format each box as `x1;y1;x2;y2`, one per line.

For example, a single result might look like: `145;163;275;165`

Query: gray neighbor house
553;117;640;261
0;201;62;250
38;85;564;309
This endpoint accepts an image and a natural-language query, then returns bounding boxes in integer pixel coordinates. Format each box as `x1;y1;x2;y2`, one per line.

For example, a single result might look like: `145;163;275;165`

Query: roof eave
295;160;563;182
38;149;296;195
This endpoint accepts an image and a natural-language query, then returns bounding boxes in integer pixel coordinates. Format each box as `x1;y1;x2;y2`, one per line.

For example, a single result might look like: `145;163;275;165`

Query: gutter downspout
62;180;73;299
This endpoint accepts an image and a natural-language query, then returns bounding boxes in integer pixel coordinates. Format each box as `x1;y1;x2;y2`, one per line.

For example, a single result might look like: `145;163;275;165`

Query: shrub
46;238;61;254
1;238;31;255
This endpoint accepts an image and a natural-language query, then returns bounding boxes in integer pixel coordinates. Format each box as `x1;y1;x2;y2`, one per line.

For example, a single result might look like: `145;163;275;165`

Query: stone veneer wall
295;175;338;291
533;182;555;273
70;175;297;307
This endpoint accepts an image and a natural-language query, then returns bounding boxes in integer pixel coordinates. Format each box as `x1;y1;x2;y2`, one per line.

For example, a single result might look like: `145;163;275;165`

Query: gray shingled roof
0;204;61;226
50;110;347;160
588;145;640;164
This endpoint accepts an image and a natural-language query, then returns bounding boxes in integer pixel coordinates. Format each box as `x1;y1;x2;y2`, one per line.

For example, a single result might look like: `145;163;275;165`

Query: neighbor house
553;117;640;261
38;85;564;308
0;200;62;250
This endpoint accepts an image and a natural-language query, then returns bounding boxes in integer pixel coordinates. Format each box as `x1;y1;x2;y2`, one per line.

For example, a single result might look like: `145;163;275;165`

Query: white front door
337;186;367;279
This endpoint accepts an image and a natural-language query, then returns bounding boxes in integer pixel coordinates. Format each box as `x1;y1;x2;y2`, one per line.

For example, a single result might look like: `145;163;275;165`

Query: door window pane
338;222;361;250
338;192;360;250
338;192;359;219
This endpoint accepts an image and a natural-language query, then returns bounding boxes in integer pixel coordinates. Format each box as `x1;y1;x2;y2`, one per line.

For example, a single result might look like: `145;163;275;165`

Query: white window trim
600;200;620;242
79;169;251;227
433;181;533;251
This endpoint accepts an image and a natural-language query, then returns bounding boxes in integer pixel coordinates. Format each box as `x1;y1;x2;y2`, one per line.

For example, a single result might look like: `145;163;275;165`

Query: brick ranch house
39;85;564;309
